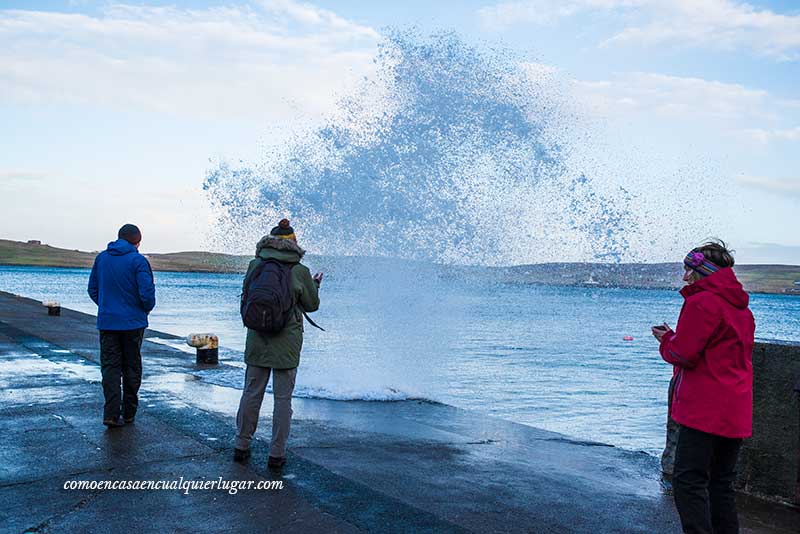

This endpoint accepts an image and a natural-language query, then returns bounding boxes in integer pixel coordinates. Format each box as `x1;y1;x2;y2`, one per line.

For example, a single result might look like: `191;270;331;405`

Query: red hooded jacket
659;267;755;438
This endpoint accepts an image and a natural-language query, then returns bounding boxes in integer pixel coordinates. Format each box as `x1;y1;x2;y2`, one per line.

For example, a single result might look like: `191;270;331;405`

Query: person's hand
651;323;671;342
313;272;324;286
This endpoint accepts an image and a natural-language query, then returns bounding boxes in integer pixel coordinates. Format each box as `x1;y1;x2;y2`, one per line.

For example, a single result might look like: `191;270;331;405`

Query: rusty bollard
45;301;61;316
187;333;219;365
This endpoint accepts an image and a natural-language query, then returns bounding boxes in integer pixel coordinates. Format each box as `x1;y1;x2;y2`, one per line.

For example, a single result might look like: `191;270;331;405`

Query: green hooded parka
242;236;320;369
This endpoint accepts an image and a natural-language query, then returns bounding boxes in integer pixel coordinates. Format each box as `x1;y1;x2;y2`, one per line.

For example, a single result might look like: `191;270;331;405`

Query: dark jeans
100;329;144;421
673;425;742;534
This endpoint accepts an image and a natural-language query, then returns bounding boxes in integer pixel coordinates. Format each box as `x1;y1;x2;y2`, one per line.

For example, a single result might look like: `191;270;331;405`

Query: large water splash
204;30;637;265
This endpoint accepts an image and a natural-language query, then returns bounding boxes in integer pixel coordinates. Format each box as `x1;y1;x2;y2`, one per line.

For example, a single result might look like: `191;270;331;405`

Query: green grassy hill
0;240;97;268
736;264;800;295
0;239;250;273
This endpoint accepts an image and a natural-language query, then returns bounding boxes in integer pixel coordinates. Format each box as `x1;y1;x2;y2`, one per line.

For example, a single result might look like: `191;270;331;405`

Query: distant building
27;240;41;245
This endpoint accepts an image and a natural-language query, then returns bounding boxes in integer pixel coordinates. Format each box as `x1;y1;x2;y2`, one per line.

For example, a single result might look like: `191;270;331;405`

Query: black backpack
240;259;295;334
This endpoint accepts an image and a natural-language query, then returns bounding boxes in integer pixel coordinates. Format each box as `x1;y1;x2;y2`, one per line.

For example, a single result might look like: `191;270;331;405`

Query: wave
204;30;638;265
188;356;439;403
292;384;438;403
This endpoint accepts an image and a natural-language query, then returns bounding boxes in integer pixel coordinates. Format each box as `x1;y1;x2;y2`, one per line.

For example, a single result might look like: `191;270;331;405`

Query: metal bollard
45;301;61;316
187;333;219;365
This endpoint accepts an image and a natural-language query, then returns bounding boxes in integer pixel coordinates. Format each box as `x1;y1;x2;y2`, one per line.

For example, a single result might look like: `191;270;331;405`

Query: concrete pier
0;291;797;533
738;341;800;505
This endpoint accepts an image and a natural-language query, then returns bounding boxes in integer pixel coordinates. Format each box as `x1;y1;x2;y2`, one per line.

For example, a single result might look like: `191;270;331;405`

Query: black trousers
99;329;144;421
673;425;742;534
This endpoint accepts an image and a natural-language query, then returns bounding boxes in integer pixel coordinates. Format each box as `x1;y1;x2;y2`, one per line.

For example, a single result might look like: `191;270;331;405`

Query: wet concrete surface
0;290;797;533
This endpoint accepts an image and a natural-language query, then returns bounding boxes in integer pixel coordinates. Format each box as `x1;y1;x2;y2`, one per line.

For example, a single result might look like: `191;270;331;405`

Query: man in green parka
233;219;321;469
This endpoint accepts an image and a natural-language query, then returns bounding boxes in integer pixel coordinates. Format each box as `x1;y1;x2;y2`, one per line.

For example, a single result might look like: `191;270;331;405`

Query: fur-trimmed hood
255;235;306;259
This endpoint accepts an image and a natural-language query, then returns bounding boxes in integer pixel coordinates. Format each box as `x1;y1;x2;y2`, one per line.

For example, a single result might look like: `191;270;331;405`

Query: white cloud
0;1;380;121
479;0;646;28
528;66;800;155
0;170;46;184
735;242;800;264
737;127;800;145
480;2;575;26
572;72;776;121
478;0;800;60
736;175;800;196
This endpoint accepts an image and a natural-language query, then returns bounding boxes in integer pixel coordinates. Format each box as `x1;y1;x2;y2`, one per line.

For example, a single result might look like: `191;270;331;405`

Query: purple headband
684;251;720;277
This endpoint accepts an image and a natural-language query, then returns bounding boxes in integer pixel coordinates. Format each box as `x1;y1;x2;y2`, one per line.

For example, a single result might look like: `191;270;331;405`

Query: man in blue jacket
88;224;156;427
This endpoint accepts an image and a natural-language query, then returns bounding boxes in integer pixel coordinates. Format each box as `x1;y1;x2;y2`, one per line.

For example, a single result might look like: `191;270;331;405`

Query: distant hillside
735;264;800;295
1;239;798;295
0;239;250;273
499;262;800;295
0;240;97;268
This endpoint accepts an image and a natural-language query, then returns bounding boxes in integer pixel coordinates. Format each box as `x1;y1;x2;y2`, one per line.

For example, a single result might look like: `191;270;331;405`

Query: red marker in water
623;335;634;341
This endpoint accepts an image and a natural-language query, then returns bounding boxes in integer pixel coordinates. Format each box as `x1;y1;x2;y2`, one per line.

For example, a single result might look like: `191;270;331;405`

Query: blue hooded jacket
88;239;156;330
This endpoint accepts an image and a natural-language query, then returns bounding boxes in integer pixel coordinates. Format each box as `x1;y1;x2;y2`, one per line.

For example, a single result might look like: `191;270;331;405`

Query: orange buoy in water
623;335;634;341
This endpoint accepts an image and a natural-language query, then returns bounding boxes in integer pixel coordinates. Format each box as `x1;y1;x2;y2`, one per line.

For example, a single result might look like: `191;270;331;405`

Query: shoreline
0;261;245;275
2;239;799;295
3;261;799;297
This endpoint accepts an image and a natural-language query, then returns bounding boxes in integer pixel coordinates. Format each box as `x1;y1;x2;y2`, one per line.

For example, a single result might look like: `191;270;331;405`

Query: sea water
2;263;797;456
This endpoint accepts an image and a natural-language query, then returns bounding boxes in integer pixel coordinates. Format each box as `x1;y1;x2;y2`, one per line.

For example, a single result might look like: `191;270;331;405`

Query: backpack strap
301;310;325;331
240;258;269;299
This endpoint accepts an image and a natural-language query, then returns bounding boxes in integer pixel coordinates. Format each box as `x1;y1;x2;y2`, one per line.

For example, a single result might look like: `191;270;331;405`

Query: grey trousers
662;417;680;476
234;365;297;458
662;375;679;477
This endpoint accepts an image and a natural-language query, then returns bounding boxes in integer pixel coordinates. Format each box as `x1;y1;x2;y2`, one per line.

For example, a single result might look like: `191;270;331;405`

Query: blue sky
1;0;798;263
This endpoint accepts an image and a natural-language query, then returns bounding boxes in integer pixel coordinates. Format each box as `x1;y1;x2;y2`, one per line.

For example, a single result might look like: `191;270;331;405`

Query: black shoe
123;416;135;424
233;448;251;463
267;456;286;469
103;416;125;428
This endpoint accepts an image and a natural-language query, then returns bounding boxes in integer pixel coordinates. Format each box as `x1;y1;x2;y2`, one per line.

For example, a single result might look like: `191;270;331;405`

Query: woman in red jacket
652;240;754;534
